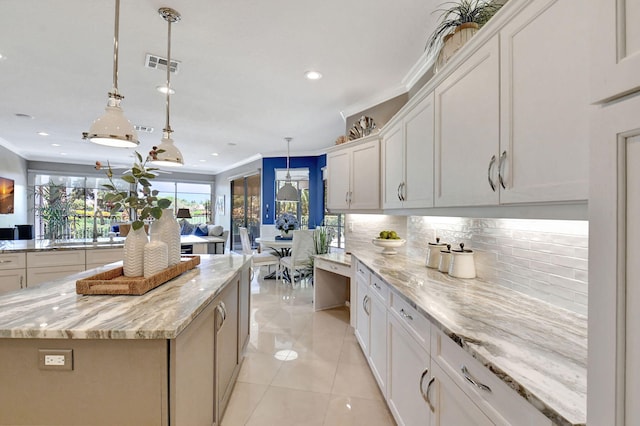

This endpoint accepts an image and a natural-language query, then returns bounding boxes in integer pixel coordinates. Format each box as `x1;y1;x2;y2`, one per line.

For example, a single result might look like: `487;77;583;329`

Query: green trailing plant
425;0;504;55
313;226;334;256
97;150;172;231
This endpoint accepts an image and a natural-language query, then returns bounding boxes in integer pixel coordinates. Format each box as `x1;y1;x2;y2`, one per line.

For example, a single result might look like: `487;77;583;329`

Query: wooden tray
76;255;201;296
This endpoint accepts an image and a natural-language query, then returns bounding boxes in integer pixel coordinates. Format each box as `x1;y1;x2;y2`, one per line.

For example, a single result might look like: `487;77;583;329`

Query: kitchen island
0;253;251;425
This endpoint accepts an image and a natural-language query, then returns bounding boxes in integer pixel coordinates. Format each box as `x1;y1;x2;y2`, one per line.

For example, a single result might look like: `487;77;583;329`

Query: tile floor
221;269;396;426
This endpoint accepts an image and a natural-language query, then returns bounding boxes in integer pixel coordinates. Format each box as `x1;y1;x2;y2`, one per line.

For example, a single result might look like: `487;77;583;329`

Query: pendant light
82;0;139;148
149;7;184;167
276;137;299;202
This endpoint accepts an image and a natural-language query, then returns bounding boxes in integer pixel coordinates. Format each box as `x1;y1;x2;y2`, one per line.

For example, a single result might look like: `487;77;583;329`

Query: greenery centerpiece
96;150;172;231
275;212;299;239
426;0;504;70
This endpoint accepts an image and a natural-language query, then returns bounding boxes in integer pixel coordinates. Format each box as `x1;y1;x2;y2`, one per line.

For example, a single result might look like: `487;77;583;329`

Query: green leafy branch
97;151;172;231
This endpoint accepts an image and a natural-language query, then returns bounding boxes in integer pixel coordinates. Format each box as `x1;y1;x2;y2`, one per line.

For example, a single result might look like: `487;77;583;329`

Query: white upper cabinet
591;0;640;103
326;138;380;211
434;36;500;207
499;0;589;204
383;92;435;209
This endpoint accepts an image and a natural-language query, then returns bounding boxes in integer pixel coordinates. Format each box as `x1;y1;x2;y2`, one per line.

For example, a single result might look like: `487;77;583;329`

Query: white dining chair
279;229;315;283
239;227;279;279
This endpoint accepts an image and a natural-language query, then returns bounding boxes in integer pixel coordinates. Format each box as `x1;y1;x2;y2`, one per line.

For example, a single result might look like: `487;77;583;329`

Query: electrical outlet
39;349;73;371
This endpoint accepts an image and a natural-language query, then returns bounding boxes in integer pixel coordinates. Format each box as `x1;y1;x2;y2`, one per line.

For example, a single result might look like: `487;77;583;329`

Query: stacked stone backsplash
345;214;588;316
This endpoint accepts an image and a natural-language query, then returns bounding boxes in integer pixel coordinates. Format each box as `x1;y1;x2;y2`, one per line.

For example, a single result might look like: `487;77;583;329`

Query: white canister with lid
448;243;476;279
438;244;452;273
426;237;448;269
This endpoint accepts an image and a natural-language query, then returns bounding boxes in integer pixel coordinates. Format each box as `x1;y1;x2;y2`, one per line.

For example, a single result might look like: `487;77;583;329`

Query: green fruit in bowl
379;231;389;239
389;231;398;239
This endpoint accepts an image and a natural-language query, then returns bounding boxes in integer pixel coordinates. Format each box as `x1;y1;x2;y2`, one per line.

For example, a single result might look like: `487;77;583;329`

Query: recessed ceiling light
156;85;175;95
15;113;34;119
37;132;49;136
60;152;68;156
227;142;237;146
0;53;5;60
211;152;219;156
304;70;322;80
199;159;206;162
51;143;61;147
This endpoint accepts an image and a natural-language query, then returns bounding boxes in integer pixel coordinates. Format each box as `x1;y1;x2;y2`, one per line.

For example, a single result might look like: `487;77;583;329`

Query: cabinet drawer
432;327;552;426
27;264;86;287
355;260;370;283
27;250;86;268
0;252;26;270
390;290;430;352
370;275;388;303
85;248;123;266
315;258;350;277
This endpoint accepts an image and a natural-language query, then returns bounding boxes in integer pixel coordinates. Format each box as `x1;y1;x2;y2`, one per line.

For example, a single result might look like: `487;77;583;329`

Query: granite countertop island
0;253;250;339
352;249;587;426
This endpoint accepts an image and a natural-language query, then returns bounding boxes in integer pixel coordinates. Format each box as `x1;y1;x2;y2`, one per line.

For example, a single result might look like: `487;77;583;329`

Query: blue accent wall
262;154;326;228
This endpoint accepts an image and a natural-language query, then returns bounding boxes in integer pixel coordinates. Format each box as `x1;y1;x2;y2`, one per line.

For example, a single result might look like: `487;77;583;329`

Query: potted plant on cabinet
426;0;505;72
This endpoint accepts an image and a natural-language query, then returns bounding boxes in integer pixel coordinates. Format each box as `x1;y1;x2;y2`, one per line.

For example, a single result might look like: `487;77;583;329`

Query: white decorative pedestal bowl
372;238;406;255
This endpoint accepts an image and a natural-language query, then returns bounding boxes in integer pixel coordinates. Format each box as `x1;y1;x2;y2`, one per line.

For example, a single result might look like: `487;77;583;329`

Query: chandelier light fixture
82;0;139;148
276;137;299;202
149;7;184;167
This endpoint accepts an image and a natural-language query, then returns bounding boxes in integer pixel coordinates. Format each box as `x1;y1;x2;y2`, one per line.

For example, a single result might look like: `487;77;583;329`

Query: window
275;168;309;229
31;173;211;240
322;176;344;248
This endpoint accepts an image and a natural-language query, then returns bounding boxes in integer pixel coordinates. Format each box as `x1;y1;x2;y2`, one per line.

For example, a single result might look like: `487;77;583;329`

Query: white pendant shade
83;0;138;148
277;181;299;202
149;131;184;167
86;96;139;148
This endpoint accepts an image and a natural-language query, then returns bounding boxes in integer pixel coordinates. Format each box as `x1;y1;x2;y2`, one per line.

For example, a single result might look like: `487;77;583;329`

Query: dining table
254;237;293;279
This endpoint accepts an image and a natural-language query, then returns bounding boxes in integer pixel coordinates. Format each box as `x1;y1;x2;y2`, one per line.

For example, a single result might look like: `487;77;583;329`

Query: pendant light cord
285;137;292;179
112;0;121;96
164;15;172;133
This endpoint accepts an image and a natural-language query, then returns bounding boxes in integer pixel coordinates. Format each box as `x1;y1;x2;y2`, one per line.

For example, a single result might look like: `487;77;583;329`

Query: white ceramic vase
151;209;182;266
144;240;168;278
123;225;148;277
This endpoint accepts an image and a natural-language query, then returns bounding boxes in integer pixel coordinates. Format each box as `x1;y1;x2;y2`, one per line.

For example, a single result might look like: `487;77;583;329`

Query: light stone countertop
0;254;250;340
313;252;352;267
352;249;586;426
0;235;215;253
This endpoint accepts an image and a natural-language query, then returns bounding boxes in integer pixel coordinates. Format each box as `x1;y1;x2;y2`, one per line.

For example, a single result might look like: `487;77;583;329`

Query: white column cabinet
498;0;589;204
354;265;370;354
434;36;500;207
326;138;380;211
383;92;435;209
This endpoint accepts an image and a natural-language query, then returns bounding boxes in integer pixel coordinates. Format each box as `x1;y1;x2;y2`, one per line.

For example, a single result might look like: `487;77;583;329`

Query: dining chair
239;227;279;278
279;229;315;283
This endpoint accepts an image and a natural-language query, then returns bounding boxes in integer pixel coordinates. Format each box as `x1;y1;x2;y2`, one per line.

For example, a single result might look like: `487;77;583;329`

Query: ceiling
0;0;438;175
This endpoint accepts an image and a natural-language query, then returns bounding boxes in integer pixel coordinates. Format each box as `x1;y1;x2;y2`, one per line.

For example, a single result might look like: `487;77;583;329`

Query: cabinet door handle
498;150;507;190
397;183;402;201
20;276;24;289
363;295;370;316
461;365;492;393
345;191;349;204
401;182;406;201
219;301;227;322
487;155;496;192
399;308;413;321
420;370;435;413
349;191;353;204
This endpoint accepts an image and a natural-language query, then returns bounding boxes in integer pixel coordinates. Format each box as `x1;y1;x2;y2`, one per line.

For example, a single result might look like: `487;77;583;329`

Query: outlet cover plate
38;349;73;371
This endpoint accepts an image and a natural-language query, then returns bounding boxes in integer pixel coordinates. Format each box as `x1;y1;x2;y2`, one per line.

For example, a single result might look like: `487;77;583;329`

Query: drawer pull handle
373;282;381;291
400;308;413;321
0;260;12;264
330;265;338;270
461;365;491;393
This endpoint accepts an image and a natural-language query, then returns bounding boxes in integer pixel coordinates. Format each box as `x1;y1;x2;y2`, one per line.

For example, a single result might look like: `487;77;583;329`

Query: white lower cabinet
85;248;124;270
353;261;551;426
0;253;26;294
26;251;86;287
431;361;493;426
387;313;432;426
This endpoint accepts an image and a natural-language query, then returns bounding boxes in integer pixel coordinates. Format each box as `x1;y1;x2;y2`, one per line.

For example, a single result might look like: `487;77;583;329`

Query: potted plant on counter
426;0;505;72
